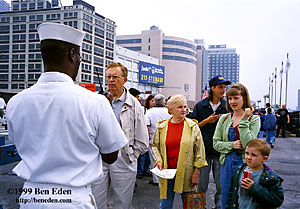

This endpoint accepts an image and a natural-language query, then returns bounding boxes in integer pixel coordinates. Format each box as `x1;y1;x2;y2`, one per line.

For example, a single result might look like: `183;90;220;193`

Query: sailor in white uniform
6;22;128;209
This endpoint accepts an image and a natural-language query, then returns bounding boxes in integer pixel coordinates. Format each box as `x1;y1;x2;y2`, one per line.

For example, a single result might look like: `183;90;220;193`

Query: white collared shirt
6;72;127;187
145;106;171;144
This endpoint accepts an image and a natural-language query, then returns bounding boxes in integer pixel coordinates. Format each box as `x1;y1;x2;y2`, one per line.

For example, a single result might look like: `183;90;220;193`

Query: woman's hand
241;107;254;119
190;168;200;187
232;140;243;150
156;162;163;170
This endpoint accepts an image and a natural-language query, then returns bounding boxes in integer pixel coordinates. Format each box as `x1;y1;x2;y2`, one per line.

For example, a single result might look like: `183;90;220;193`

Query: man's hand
241;178;254;190
101;150;119;164
190;168;200;187
157;162;163;170
207;112;220;123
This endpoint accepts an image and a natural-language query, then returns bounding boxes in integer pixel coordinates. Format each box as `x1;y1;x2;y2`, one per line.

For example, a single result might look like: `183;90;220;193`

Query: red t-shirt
166;120;184;169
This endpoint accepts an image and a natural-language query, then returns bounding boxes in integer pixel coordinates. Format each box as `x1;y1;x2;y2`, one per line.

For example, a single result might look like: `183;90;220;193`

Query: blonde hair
226;83;251;112
107;62;128;77
247;138;271;157
166;94;186;114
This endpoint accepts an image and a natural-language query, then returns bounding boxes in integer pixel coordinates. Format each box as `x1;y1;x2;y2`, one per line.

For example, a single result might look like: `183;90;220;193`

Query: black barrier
289;111;300;137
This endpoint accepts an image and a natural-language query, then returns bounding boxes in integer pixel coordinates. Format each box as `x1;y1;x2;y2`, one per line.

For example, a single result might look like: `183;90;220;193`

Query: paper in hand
150;167;177;179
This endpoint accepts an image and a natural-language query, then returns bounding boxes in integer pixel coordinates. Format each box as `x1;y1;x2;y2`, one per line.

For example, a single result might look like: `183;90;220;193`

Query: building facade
115;45;160;99
0;0;10;12
117;26;198;101
206;44;240;86
0;0;116;93
297;89;300;111
194;39;208;101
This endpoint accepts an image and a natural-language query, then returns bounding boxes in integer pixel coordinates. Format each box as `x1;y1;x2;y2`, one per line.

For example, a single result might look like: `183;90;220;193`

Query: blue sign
139;61;165;85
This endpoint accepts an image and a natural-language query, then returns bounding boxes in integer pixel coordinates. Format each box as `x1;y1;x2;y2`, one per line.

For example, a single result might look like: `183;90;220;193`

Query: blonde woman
152;94;208;209
213;83;260;208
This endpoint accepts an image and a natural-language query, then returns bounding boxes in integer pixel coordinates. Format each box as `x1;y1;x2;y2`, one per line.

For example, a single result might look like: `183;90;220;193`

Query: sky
63;0;300;110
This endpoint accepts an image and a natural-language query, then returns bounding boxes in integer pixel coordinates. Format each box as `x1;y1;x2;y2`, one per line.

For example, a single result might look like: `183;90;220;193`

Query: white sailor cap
37;22;85;47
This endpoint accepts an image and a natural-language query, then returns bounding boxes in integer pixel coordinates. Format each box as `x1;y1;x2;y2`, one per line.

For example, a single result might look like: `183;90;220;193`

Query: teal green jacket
226;163;284;209
213;113;260;165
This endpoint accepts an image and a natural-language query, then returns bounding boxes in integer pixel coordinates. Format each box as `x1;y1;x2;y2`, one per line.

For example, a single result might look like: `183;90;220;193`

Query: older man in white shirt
6;22;127;209
145;94;170;185
92;62;149;209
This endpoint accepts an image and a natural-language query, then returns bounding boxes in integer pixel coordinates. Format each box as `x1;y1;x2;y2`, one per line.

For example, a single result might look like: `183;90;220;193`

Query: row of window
116;39;142;44
63;21;78;28
12;2;45;11
163;47;197;58
46;13;61;20
124;46;141;51
163;40;196;51
0;53;41;61
162;55;197;65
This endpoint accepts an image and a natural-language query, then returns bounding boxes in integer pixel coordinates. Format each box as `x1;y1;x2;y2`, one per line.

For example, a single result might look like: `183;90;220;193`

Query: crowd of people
5;22;286;209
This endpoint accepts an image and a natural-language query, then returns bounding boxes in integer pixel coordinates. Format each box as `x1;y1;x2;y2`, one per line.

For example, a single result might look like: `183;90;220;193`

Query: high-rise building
117;26;198;101
0;0;116;93
298;89;300;111
0;0;9;12
206;44;240;86
194;39;208;100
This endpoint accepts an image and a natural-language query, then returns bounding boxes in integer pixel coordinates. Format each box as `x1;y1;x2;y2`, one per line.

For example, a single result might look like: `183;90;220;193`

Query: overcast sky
63;0;299;110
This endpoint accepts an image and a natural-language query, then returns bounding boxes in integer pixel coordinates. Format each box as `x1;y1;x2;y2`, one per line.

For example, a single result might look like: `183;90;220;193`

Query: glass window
29;3;35;9
13;4;19;11
21;3;27;10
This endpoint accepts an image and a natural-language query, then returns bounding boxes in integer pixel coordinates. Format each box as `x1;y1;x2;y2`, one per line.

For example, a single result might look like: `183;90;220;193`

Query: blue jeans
160;179;189;209
220;127;243;209
137;151;150;175
257;130;264;138
266;130;275;145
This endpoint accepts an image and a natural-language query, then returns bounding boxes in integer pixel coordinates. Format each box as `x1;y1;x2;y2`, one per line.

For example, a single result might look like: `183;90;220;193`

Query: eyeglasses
73;49;83;62
106;75;123;80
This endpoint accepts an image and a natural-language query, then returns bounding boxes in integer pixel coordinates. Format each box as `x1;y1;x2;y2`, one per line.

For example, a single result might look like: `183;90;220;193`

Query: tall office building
206;44;240;86
298;89;300;111
0;0;116;93
0;0;9;12
117;26;198;101
194;39;208;100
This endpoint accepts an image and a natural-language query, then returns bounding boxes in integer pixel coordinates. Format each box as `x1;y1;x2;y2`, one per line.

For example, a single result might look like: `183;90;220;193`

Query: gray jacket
120;88;149;163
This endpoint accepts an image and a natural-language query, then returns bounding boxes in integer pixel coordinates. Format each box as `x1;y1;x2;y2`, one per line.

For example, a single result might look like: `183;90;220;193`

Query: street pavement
1;137;300;209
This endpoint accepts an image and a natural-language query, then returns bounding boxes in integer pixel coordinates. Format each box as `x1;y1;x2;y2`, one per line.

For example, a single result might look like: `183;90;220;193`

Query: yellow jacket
152;117;208;199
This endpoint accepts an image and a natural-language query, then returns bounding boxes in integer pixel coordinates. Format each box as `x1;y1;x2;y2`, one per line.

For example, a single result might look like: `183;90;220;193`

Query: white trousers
91;149;137;209
19;181;97;209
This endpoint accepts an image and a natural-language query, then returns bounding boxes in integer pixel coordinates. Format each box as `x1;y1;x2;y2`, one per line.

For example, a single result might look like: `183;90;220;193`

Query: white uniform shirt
145;107;171;144
6;72;127;187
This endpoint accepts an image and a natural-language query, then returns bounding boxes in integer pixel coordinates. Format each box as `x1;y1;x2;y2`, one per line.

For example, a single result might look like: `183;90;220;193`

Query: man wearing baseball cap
190;75;231;209
6;22;127;208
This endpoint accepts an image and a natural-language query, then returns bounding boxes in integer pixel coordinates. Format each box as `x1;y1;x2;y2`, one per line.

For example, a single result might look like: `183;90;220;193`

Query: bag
183;191;205;209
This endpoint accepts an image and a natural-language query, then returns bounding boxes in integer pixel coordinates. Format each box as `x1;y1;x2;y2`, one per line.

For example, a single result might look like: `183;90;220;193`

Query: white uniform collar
37;72;74;83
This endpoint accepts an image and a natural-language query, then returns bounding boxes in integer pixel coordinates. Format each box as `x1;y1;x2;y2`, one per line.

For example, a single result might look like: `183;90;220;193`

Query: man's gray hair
154;94;165;106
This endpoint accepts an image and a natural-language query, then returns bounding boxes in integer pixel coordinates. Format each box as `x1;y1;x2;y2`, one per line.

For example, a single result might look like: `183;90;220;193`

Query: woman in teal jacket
213;83;260;209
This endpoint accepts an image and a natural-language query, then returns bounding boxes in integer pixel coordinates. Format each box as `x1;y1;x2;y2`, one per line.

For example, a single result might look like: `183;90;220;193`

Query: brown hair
226;83;251;112
246;138;271;157
144;94;155;110
107;62;128;78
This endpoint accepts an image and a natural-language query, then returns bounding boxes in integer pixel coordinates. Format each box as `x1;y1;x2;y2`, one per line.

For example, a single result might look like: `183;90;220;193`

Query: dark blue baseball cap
209;75;231;87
